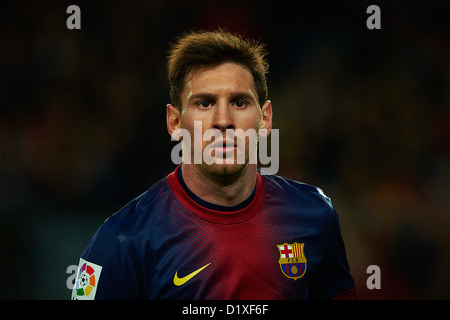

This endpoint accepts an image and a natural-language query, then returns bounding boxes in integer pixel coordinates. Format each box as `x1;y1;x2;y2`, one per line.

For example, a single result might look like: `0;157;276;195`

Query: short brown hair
167;29;269;109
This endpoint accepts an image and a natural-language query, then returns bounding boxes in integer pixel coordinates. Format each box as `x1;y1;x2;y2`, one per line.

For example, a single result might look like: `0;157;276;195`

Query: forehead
184;62;257;101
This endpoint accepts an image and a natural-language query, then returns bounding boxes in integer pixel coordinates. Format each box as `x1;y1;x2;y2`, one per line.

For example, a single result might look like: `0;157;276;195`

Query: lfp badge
277;242;307;280
71;258;102;300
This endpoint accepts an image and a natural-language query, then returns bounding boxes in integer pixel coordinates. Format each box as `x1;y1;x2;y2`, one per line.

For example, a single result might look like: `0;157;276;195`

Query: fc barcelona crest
277;242;307;280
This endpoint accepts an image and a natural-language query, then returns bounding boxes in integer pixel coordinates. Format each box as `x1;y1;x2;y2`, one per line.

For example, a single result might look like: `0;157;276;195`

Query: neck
181;164;257;207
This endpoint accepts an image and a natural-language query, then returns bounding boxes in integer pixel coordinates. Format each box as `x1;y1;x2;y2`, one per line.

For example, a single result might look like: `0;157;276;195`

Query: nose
212;100;235;131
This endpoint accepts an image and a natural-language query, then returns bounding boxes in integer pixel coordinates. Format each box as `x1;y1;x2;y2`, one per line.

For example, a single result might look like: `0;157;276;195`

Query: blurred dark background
0;0;448;299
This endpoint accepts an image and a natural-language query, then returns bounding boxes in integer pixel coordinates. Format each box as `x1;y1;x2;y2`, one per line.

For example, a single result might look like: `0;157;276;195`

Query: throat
178;165;256;210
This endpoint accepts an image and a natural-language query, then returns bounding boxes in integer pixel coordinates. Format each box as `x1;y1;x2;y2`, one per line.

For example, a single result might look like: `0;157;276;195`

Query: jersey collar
167;165;264;224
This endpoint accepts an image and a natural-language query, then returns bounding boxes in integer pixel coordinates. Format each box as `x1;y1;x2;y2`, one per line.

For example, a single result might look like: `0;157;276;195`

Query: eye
233;100;247;108
198;101;212;108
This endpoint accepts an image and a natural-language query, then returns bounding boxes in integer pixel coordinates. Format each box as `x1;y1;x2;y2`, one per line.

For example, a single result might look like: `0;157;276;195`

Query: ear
260;100;273;138
166;104;181;139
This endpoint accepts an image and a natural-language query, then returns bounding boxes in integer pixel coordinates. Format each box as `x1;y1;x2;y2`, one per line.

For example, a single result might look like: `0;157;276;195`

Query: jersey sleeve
309;209;356;300
71;222;140;300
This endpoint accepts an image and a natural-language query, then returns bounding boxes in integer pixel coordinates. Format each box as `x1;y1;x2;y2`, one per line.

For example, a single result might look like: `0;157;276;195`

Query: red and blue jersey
72;165;356;300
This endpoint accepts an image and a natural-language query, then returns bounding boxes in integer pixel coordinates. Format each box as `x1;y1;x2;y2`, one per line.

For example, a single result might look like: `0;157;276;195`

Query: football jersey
71;165;356;300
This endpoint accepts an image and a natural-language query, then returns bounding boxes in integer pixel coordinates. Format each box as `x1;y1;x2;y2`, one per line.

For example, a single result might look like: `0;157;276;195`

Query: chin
200;162;248;179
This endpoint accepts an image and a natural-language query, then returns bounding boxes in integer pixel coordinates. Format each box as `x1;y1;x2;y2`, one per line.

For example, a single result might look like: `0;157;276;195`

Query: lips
209;139;236;149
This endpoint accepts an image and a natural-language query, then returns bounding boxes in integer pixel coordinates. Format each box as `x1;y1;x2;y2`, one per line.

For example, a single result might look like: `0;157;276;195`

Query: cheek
180;112;198;133
180;117;213;148
238;110;263;130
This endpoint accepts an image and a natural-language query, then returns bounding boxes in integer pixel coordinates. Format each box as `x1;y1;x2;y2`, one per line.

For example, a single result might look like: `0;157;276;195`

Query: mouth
209;139;237;153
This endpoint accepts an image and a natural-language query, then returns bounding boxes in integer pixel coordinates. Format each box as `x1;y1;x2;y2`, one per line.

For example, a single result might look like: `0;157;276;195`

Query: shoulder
100;176;171;239
261;173;335;213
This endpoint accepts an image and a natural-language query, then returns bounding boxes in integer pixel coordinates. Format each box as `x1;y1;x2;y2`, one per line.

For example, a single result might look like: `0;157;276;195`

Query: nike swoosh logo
173;263;211;286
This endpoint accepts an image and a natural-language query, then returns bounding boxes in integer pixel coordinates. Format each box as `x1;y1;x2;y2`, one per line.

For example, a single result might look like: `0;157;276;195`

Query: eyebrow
188;91;256;103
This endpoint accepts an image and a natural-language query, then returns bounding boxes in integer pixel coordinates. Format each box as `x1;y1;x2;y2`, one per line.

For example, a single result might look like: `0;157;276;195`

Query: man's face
177;62;271;178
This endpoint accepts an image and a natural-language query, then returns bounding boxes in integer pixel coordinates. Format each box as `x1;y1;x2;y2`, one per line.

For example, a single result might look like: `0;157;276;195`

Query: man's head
166;29;272;180
167;29;269;110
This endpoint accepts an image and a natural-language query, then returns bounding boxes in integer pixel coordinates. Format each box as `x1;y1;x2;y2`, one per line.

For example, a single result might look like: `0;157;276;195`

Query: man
71;29;356;300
